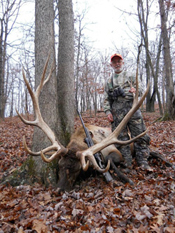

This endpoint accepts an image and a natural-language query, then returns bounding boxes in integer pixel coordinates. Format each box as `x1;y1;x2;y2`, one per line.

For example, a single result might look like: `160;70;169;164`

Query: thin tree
158;0;175;119
137;0;163;114
0;0;22;119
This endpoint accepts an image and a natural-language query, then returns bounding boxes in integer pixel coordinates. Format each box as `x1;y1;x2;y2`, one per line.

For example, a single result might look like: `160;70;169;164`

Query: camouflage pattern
104;71;144;114
111;99;150;167
104;71;150;167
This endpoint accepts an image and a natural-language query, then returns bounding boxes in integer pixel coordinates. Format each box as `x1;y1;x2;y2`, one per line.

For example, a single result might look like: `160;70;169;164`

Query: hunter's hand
129;87;136;93
107;113;114;122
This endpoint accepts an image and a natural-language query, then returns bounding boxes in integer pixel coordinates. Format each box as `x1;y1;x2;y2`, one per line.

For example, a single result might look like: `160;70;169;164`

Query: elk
16;57;149;191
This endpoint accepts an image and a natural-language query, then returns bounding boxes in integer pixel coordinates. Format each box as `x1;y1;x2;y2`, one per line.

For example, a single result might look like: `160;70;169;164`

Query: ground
0;111;175;233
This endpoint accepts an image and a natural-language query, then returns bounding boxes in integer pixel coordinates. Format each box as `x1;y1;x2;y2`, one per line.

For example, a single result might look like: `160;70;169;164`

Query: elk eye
89;131;93;137
98;129;105;136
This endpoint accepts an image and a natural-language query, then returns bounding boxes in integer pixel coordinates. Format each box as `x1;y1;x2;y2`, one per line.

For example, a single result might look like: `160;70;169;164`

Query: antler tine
16;109;38;127
78;152;110;172
35;54;55;98
16;56;68;161
36;54;50;97
22;136;64;156
77;69;150;172
111;80;150;139
43;62;55;86
41;147;68;163
22;68;36;103
15;68;39;126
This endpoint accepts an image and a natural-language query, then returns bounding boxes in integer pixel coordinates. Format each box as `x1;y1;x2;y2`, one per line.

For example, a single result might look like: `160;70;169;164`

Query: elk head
17;56;149;191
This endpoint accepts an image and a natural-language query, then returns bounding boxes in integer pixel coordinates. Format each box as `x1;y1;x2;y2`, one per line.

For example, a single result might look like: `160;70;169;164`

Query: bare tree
137;0;163;114
0;0;22;118
158;0;175;119
74;13;86;111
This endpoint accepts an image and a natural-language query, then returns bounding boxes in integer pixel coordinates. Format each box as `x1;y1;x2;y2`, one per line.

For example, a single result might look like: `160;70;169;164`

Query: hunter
104;53;151;170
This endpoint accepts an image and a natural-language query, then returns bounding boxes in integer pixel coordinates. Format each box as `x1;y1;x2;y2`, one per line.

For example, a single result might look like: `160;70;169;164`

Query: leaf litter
0;112;175;232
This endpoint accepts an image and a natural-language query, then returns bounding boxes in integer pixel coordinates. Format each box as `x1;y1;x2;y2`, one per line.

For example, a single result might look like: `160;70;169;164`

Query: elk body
57;124;125;191
17;57;149;191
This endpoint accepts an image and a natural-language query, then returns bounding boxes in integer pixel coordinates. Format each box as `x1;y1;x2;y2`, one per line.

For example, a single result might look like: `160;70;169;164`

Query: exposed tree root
149;151;175;169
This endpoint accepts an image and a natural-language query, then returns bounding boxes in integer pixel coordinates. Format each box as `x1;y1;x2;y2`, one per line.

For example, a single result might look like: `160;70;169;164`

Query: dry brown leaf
32;219;49;233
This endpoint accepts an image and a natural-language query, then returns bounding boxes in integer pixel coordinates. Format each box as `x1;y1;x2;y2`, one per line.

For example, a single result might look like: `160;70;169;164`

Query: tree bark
57;0;75;146
137;0;162;114
159;0;175;119
1;0;75;187
0;0;22;119
31;0;57;185
0;16;6;119
19;0;58;187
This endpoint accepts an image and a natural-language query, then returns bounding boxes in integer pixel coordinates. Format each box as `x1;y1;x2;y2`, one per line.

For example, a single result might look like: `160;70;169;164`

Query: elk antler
16;56;68;162
77;67;150;171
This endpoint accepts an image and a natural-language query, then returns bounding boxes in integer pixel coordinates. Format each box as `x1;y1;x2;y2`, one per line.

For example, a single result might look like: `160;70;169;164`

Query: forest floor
0;110;175;233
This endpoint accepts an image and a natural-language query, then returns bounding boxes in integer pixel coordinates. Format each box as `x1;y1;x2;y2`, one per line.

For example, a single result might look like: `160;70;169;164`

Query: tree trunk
1;0;59;187
137;0;163;113
1;6;74;198
0;1;22;119
159;0;174;119
75;16;82;111
28;0;58;186
0;21;5;119
57;0;75;146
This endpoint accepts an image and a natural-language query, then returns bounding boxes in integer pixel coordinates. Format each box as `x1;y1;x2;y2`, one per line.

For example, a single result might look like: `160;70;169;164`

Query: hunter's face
111;57;124;73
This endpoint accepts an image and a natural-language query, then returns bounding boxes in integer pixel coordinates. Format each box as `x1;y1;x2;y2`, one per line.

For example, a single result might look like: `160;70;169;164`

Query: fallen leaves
32;219;49;233
0;112;175;232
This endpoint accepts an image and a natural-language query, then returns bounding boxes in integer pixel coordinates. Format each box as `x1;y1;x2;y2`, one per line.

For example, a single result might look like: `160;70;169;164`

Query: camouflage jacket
103;71;144;114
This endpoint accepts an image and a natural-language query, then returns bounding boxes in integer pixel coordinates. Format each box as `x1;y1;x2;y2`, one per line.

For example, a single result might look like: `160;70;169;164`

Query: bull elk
16;57;149;191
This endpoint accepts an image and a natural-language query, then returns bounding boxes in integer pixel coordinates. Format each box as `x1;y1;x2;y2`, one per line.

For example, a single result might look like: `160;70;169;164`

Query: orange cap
110;54;123;62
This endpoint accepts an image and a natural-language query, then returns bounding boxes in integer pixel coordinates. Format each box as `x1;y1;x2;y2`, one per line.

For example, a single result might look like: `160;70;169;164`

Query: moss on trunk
1;156;59;187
